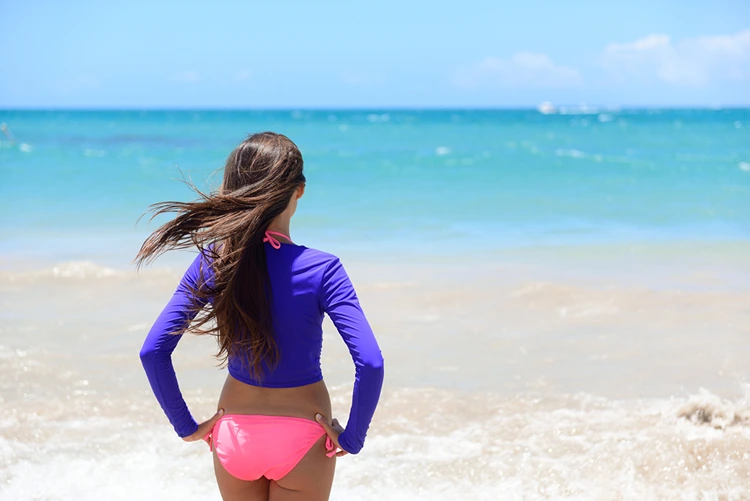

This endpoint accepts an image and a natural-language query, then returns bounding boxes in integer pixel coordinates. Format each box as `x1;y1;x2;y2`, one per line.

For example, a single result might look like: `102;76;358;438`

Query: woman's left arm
139;251;212;438
320;257;385;455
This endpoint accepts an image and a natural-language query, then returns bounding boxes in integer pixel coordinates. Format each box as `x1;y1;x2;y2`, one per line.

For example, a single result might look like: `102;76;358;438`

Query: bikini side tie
325;435;337;458
263;230;293;249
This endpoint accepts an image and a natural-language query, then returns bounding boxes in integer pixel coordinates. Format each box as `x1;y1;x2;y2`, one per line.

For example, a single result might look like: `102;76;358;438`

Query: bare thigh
270;434;337;501
213;448;270;501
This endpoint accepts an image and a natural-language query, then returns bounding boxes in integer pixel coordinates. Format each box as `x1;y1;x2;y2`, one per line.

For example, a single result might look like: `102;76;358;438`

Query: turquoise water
1;109;749;264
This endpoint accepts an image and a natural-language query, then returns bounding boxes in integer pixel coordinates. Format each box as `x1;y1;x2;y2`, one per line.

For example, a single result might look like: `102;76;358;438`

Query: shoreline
2;241;748;400
3;236;749;290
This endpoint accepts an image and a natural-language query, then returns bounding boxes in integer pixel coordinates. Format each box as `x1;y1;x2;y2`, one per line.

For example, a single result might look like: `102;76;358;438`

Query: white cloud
454;52;583;88
601;30;750;87
174;70;199;82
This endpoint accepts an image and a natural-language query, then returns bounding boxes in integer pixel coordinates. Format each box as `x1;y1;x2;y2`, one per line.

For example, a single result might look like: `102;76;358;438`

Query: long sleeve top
139;241;385;454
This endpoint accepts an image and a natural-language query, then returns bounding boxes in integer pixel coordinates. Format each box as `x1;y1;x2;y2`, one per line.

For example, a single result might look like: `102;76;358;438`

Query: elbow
369;354;384;371
139;341;156;366
140;323;169;366
361;353;384;378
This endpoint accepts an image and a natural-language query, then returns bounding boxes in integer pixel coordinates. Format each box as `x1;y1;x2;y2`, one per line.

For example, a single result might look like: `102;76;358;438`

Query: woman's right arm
321;257;385;455
139;251;213;438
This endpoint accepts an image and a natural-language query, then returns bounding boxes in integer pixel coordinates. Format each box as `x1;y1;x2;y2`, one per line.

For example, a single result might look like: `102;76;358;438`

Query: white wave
677;388;750;429
52;261;120;278
556;148;586;159
554;149;604;162
0;260;178;283
739;161;750;172
0;422;218;501
2;388;749;500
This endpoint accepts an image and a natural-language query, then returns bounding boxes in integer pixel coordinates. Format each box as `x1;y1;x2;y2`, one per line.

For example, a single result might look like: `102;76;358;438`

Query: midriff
216;374;333;422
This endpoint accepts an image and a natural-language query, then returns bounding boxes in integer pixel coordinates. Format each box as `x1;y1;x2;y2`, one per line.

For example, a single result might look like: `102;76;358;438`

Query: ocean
1;109;749;499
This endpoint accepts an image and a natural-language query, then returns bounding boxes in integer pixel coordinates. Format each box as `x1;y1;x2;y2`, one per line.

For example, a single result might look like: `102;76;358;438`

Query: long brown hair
134;132;306;379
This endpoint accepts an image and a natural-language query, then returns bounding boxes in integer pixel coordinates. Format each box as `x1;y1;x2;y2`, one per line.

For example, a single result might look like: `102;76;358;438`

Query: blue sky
1;0;749;108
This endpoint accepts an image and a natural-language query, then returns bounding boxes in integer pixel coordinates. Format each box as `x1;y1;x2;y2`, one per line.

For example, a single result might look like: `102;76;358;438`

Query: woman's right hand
315;413;349;457
182;408;225;443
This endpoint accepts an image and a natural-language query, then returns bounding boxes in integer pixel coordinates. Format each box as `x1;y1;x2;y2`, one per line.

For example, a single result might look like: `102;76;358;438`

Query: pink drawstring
263;230;293;249
325;436;337;458
203;430;213;452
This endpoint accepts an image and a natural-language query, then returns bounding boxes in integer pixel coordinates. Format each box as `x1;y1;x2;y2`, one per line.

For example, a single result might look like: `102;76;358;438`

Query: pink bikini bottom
203;414;336;481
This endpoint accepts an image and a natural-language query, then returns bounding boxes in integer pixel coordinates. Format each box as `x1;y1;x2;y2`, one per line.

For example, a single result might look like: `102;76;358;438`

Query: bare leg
213;447;271;501
269;434;337;501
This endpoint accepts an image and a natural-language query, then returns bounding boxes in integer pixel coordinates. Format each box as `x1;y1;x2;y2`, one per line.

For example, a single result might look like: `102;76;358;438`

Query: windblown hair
134;132;306;379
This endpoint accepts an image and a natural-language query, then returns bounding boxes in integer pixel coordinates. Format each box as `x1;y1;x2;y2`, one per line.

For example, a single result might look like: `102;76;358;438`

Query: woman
136;132;385;501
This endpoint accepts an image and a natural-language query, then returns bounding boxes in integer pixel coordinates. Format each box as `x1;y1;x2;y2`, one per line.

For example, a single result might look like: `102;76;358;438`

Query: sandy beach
2;242;749;499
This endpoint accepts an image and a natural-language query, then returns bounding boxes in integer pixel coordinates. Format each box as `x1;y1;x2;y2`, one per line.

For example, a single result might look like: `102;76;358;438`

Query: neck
266;219;292;241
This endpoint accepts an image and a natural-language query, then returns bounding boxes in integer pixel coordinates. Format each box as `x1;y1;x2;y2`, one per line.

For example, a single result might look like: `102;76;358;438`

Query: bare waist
216;374;332;420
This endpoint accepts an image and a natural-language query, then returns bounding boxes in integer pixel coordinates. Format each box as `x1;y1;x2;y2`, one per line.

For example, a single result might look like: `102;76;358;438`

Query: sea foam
2;387;750;500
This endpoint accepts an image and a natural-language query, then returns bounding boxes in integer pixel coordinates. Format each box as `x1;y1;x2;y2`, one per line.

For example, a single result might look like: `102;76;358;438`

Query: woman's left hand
182;408;225;443
315;413;349;457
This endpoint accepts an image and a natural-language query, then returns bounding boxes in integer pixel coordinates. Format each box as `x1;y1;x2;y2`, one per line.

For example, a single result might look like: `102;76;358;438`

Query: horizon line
1;104;749;112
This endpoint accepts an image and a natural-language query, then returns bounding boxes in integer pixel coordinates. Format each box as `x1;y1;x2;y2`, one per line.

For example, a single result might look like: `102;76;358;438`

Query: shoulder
292;247;350;292
293;246;341;269
179;246;216;288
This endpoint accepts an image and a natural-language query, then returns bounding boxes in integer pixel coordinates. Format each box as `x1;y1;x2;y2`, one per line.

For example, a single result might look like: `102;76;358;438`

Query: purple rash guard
139;241;385;455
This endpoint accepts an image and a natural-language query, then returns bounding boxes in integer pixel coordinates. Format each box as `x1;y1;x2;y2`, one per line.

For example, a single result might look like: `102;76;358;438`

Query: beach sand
2;244;749;500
